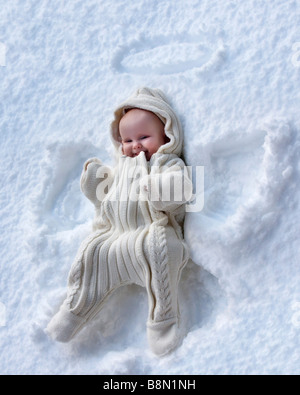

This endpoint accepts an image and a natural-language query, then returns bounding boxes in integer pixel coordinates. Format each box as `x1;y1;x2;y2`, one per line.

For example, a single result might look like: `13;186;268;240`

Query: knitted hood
110;87;184;158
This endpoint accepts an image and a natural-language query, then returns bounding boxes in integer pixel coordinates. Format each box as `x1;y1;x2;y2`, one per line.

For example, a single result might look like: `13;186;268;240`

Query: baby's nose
133;141;142;150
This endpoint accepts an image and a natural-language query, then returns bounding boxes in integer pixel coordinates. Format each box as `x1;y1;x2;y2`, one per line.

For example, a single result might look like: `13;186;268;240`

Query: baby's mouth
133;150;148;158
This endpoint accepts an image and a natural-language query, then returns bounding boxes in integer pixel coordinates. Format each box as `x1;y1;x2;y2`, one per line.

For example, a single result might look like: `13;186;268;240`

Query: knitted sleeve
80;158;114;207
140;156;193;212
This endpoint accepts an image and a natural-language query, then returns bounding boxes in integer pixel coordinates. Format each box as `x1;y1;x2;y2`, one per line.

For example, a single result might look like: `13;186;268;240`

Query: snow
1;0;300;375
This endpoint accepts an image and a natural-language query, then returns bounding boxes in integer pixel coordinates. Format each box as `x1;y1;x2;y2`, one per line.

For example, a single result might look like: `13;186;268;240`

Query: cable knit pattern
150;223;173;322
46;87;192;356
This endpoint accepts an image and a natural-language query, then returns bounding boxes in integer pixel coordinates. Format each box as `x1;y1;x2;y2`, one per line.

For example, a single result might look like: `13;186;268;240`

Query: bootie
147;317;183;356
46;304;86;343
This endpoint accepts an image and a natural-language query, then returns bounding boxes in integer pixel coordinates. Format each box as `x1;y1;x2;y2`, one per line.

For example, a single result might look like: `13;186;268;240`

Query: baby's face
119;109;167;161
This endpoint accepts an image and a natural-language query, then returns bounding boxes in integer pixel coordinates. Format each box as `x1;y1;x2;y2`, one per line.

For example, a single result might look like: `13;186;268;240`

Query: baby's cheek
122;145;133;157
122;144;128;156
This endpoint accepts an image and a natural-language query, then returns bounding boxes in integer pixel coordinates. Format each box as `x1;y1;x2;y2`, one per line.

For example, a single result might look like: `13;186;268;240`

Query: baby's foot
147;317;182;356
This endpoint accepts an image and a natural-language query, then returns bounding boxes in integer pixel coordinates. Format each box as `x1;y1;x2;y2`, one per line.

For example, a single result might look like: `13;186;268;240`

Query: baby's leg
145;225;189;356
46;230;138;342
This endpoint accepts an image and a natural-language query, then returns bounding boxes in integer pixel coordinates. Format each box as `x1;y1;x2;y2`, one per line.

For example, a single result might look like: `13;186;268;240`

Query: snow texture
1;0;300;375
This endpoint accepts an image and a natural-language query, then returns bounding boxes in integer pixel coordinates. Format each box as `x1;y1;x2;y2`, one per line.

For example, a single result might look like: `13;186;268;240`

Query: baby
46;87;193;356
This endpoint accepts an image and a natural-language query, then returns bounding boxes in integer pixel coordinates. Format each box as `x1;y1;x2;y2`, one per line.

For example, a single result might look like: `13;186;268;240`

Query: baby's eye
140;136;148;140
123;139;132;143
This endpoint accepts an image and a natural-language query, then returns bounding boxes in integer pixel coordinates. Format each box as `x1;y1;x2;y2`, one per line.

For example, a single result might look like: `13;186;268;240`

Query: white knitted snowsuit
46;88;192;356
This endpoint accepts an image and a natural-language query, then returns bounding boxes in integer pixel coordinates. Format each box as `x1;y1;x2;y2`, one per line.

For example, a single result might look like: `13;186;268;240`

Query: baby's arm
80;158;113;207
141;156;193;212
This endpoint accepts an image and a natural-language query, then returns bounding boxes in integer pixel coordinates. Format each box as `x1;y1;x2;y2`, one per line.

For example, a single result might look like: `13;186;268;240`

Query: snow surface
1;0;300;375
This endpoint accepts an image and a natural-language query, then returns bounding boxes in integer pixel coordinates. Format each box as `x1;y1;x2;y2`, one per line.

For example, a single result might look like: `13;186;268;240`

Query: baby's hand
81;158;113;207
84;158;102;171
